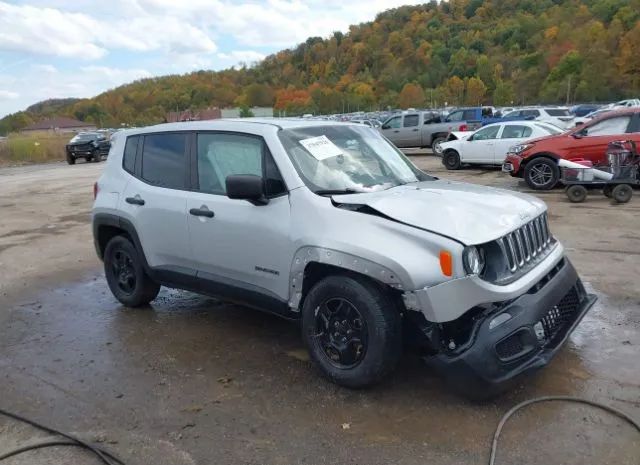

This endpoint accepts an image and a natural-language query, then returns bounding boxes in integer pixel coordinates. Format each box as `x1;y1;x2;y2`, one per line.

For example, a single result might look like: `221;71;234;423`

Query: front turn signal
439;250;453;277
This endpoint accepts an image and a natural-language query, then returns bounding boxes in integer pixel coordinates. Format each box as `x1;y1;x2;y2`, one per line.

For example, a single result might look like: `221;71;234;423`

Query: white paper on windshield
299;135;343;161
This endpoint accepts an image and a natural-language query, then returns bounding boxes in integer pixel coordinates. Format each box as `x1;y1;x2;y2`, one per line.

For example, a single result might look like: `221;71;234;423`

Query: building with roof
21;117;96;133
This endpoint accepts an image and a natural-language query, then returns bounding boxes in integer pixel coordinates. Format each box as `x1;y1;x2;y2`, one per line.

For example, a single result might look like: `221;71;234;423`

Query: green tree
398;83;425;108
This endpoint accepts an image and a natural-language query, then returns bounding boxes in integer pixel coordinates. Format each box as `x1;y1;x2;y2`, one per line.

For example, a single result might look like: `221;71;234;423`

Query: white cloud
218;50;266;64
0;0;426;116
0;90;19;100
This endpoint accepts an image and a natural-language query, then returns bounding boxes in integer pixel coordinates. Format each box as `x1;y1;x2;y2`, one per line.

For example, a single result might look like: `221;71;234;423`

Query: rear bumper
425;258;596;396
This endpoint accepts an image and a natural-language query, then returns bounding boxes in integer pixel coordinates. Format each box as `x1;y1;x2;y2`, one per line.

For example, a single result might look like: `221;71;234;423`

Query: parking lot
0;156;638;464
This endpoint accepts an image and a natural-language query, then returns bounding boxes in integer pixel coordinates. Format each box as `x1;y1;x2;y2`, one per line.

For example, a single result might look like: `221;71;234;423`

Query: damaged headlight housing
463;246;485;275
509;143;533;154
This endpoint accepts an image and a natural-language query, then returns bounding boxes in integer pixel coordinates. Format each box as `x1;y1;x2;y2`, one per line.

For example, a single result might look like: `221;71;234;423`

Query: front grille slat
490;213;553;280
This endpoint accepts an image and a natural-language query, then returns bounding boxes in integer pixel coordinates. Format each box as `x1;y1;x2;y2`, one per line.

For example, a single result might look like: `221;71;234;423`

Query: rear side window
141;133;187;189
403;115;419;127
123;136;138;174
463;110;477;120
523;110;540;117
501;125;533;139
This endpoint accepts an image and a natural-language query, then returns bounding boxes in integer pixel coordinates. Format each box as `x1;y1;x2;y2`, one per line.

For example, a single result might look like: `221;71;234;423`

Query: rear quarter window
123;136;138;174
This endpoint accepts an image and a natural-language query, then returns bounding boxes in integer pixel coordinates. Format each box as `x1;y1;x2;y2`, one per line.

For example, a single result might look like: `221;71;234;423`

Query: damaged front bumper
423;258;596;396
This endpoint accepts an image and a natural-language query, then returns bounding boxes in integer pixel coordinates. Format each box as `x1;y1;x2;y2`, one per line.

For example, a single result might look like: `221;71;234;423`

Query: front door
186;132;293;302
573;115;634;164
463;125;500;163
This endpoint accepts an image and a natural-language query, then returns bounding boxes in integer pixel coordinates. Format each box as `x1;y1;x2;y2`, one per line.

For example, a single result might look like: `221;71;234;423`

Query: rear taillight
93;182;98;200
459;124;468;131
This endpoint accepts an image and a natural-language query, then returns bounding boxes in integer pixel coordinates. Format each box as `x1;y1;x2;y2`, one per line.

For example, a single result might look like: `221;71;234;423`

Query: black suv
66;132;111;164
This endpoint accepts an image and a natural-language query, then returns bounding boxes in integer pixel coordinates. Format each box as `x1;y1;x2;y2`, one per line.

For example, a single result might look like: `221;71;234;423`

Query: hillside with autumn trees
1;0;639;134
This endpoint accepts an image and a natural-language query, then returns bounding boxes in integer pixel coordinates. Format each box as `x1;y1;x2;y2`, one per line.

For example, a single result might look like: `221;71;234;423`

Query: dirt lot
0;157;638;465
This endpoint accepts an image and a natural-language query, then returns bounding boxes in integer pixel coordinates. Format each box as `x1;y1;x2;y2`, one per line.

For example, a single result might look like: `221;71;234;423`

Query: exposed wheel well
299;262;403;311
96;225;131;259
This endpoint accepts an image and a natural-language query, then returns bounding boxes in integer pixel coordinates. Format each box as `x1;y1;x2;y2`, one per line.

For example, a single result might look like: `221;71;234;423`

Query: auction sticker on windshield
299;135;343;160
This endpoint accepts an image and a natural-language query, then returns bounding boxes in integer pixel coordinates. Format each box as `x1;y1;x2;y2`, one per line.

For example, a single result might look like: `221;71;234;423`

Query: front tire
66;153;76;165
301;275;402;388
524;157;559;190
443;150;461;170
104;236;160;307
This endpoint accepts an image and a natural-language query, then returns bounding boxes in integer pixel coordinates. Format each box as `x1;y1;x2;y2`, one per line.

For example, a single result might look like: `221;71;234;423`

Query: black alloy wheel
524;158;559;190
111;249;136;295
313;297;368;368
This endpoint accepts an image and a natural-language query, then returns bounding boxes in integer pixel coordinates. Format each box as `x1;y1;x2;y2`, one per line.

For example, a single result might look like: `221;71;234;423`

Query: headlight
509;143;533;154
463;246;485;275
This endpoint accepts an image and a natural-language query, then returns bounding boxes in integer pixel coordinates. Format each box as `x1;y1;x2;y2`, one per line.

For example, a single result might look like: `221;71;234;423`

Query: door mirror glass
226;175;268;205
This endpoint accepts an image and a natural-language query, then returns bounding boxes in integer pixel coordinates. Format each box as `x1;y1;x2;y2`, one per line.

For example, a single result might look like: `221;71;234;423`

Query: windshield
534;123;564;135
545;109;571;117
278;125;431;193
70;133;96;142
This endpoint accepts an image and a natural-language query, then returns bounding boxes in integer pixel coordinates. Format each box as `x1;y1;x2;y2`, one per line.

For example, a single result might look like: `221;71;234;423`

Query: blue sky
0;0;422;118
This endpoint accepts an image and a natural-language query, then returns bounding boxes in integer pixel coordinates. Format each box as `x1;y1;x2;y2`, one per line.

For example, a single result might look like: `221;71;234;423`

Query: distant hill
1;0;639;134
25;98;81;114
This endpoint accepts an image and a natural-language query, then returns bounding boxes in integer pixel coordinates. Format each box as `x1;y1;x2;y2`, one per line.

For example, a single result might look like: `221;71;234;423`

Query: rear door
119;132;192;270
494;124;533;164
398;113;421;147
573;114;634;164
186;132;292;302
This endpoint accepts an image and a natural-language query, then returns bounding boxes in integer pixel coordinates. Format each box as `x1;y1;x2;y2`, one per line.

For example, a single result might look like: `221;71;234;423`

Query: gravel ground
0;156;638;465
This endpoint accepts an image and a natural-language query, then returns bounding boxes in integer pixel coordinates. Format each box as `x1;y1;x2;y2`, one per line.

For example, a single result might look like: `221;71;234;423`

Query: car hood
333;180;546;245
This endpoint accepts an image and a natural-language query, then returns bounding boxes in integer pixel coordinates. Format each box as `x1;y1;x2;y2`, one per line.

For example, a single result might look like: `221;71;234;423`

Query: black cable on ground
489;396;640;465
0;407;124;464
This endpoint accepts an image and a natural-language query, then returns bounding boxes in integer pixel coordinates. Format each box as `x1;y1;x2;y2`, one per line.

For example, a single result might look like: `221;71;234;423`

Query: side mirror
381;124;390;130
572;130;585;139
226;174;268;205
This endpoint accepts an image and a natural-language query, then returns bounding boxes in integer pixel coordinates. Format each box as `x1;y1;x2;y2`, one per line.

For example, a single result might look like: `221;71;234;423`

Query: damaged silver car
92;119;596;395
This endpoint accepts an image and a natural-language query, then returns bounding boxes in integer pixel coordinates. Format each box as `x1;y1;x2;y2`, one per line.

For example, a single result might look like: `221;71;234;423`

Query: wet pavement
0;159;639;464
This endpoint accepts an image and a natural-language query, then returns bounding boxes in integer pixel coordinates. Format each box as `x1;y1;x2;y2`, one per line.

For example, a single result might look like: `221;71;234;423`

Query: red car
503;108;640;189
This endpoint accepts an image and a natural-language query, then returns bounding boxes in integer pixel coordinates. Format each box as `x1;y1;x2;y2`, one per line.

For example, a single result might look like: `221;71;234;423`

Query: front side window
278;125;430;193
403;115;419;127
447;110;464;122
197;133;285;196
585;116;631;136
384;116;401;129
141;133;187;189
501;125;532;139
472;125;500;141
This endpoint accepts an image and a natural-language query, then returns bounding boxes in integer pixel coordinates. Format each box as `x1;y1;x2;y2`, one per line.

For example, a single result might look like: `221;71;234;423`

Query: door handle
412;128;418;132
190;206;214;218
393;130;400;133
125;196;145;206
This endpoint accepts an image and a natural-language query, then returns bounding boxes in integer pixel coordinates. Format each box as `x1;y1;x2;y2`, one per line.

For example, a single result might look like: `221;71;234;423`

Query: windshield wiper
314;188;364;196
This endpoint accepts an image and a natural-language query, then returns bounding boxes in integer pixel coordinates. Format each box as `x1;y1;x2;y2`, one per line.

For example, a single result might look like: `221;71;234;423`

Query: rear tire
566;185;587;203
104;235;160;307
432;137;446;156
612;184;633;204
301;275;402;388
66;153;75;165
524;157;559;190
443;150;461;170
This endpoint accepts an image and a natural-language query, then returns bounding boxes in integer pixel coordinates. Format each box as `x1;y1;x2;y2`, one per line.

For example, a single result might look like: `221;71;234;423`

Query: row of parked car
436;107;640;190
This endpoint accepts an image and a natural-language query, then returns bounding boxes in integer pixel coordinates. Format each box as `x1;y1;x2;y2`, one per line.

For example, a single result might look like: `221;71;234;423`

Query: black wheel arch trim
93;213;295;319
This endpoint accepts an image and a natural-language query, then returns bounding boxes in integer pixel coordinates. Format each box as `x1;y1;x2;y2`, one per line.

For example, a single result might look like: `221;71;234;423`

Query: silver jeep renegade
92;119;596;395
